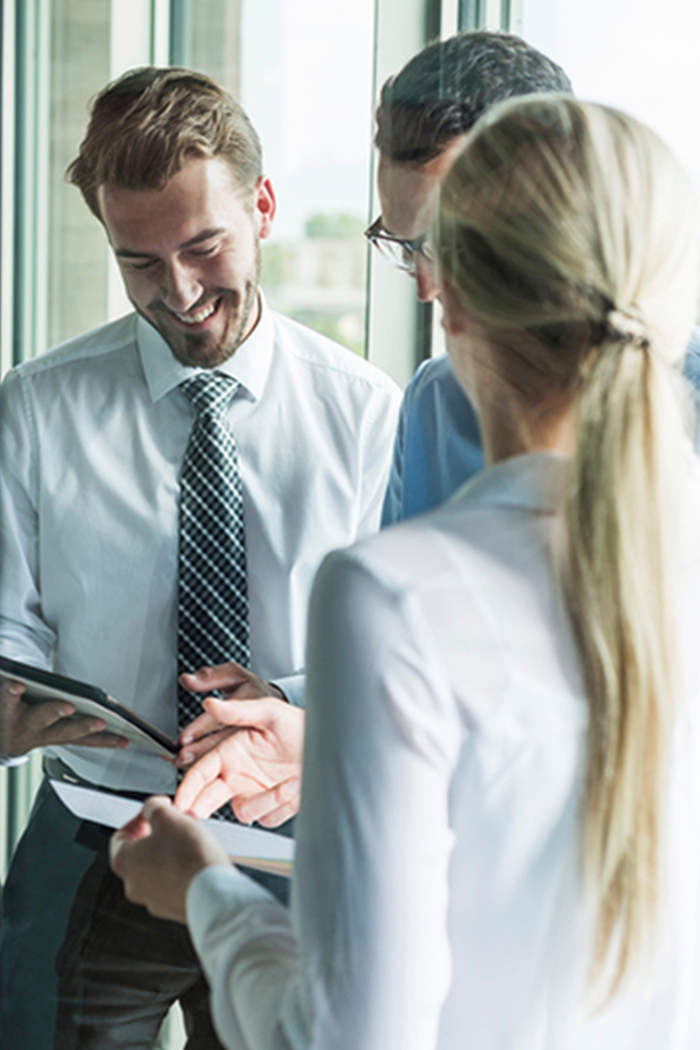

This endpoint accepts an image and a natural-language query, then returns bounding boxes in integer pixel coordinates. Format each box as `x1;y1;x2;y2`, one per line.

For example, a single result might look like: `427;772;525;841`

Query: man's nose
413;253;440;303
161;261;202;313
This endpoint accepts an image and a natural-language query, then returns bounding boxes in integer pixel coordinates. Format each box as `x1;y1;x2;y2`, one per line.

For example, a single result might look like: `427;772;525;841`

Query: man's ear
254;177;276;240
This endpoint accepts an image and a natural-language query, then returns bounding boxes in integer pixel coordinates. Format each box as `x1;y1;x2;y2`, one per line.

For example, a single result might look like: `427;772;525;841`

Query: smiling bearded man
0;66;400;1050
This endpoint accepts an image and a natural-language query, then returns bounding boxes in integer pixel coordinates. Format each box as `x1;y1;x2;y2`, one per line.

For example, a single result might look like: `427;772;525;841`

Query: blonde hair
437;97;699;1002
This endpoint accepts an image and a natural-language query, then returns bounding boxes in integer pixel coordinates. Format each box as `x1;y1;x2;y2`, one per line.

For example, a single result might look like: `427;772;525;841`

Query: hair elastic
604;308;650;349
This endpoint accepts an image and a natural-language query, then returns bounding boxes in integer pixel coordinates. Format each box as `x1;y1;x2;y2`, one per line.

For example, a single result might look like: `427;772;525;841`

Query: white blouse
188;451;700;1050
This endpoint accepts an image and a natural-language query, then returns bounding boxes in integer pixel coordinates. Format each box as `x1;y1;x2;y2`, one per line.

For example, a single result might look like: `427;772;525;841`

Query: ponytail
436;97;699;1004
560;314;684;1002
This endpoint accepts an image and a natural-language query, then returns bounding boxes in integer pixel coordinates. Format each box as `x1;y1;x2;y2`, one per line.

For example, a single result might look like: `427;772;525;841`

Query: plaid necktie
177;372;250;733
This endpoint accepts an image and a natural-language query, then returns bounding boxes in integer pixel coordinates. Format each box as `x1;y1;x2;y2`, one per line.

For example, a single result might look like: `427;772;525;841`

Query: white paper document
50;778;294;878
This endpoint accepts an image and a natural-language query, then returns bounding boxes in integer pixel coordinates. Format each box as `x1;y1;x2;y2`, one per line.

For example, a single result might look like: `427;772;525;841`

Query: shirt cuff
187;864;278;981
190;859;273;901
271;673;305;708
187;864;300;1049
0;752;29;768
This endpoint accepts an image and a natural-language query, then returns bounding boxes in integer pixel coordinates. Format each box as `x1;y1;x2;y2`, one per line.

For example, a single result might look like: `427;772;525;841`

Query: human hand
110;796;230;923
178;661;287;757
175;695;304;828
0;679;129;756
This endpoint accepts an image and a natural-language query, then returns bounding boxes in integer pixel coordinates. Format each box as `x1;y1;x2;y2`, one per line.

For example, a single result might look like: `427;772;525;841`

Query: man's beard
138;242;261;369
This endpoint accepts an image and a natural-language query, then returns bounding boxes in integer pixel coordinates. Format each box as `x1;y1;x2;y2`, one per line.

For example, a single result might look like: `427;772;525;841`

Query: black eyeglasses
363;216;434;274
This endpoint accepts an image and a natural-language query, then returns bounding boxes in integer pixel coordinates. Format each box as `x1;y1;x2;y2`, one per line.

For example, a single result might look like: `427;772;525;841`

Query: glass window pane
239;0;375;355
519;0;700;202
47;0;111;347
185;0;243;95
43;0;376;358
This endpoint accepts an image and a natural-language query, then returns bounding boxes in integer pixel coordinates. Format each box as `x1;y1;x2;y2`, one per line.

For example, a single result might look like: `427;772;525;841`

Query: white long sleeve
187;453;700;1050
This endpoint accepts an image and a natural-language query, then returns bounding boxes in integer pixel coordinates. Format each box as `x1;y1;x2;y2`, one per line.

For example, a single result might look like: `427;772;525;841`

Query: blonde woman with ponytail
110;98;700;1050
436;97;700;1015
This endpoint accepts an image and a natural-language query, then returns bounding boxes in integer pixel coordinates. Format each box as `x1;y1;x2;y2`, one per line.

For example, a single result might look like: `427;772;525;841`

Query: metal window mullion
503;0;522;32
460;0;513;30
366;0;441;384
459;0;484;30
106;0;154;323
6;753;43;870
11;0;32;367
151;0;170;65
13;0;50;367
484;0;504;28
440;0;460;36
1;0;17;380
34;0;50;359
4;0;49;874
169;0;191;66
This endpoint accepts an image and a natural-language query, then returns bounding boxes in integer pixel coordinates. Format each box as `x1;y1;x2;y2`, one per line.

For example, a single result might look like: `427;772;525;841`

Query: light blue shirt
382;330;700;526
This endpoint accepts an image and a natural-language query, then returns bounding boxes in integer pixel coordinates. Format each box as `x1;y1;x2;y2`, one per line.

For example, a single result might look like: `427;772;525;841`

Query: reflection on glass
263;213;367;355
242;0;375;355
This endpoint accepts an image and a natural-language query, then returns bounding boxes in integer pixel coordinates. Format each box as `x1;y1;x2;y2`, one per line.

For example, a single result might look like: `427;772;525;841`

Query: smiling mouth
169;298;221;326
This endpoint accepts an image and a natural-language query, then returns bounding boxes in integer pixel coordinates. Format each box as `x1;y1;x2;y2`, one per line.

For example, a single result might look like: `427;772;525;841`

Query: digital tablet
0;655;179;757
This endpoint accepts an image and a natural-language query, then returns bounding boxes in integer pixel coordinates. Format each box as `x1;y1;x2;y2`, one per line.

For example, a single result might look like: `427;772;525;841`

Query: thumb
117;811;153;842
202;695;274;728
140;795;177;827
180;661;248;694
110;808;154;868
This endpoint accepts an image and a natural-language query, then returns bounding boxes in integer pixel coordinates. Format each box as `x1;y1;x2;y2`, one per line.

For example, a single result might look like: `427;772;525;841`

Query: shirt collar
137;291;274;404
449;451;569;514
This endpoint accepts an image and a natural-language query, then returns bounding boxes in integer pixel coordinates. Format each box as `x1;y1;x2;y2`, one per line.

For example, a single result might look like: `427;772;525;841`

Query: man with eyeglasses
368;31;573;525
368;31;700;525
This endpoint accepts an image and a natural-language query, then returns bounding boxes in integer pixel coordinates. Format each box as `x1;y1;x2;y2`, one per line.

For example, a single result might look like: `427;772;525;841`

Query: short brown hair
67;66;262;219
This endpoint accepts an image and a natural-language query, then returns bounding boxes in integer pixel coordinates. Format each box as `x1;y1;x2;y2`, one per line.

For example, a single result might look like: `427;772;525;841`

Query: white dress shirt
0;302;400;790
186;451;700;1050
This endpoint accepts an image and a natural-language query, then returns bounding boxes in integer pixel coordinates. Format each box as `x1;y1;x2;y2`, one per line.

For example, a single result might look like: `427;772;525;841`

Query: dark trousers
54;852;224;1050
0;778;95;1050
52;801;292;1049
2;774;292;1049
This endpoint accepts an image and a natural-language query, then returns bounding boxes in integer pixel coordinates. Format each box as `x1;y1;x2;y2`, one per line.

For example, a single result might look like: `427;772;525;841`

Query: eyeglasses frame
363;216;434;274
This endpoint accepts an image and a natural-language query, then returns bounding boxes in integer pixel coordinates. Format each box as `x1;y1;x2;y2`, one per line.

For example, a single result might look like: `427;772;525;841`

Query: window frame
0;0;521;881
